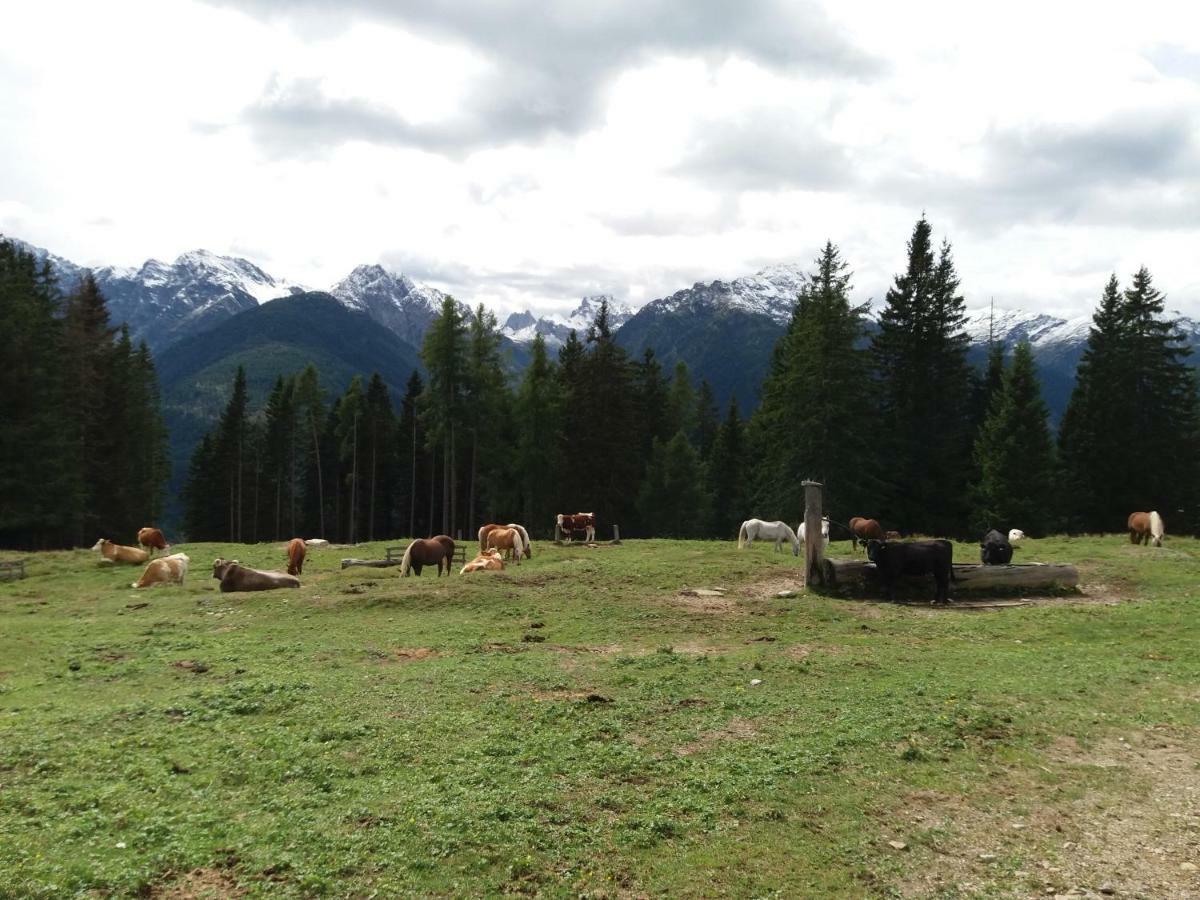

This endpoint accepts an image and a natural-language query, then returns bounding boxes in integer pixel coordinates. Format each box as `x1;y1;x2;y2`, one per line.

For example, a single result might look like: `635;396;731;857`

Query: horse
461;549;505;574
400;538;453;576
486;527;525;563
212;558;300;592
507;523;532;558
286;538;306;576
1008;529;1025;542
848;517;884;553
1128;511;1164;547
137;527;169;553
479;523;500;551
557;513;596;542
92;538;149;565
797;516;830;550
737;519;800;556
132;553;189;588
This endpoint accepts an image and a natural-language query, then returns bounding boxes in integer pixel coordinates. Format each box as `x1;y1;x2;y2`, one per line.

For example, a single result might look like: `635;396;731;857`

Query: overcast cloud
1;0;1199;319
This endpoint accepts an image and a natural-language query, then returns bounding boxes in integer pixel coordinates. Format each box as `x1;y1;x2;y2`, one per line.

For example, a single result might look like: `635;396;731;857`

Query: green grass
1;536;1198;897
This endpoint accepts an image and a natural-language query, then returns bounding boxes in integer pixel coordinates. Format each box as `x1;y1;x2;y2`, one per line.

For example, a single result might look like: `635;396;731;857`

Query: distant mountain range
19;234;1195;417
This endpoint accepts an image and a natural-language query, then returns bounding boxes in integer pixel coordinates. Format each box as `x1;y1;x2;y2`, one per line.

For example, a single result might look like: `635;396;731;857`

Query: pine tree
750;241;878;522
396;371;426;537
421;296;469;536
294;365;328;538
262;376;297;540
871;219;973;536
514;334;564;534
695;379;719;459
464;304;506;531
707;397;747;539
637;431;709;538
665;360;697;440
364;373;397;541
214;367;251;542
971;342;1056;535
336;377;367;543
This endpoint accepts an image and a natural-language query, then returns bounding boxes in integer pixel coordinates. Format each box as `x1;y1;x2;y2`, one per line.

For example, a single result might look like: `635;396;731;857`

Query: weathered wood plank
340;558;402;570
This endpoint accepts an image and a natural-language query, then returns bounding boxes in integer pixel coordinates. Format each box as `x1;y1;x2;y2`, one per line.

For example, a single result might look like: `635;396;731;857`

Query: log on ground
340;558;402;570
819;559;1079;596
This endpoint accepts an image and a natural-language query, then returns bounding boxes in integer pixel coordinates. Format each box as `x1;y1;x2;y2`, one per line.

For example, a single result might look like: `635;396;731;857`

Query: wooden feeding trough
820;558;1080;595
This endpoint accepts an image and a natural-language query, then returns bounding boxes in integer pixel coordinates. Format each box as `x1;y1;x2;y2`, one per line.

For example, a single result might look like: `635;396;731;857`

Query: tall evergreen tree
750;241;878;522
363;373;398;541
695;379;719;460
665;360;697;440
707;397;747;539
637;432;709;538
396;371;427;537
294;364;328;538
336;377;367;543
514;334;564;534
464;304;506;531
421;296;469;536
971;342;1056;535
214;367;251;542
871;219;973;536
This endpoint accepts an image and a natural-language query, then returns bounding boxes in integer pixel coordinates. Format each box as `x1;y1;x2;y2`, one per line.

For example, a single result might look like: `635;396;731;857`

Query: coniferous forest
3;222;1198;550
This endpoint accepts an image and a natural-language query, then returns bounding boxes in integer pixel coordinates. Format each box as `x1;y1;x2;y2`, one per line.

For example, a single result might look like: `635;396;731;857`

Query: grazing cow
980;529;1014;565
486;527;525;563
132;553;189;589
286;538;307;576
1128;511;1165;547
461;549;505;574
557;513;596;542
400;538;454;577
1008;529;1025;542
137;527;169;553
212;558;300;592
92;539;149;565
848;517;884;552
866;539;954;605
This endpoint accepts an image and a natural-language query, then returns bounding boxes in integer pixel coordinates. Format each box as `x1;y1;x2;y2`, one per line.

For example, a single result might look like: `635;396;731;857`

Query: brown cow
286;538;307;576
92;538;149;565
212;558;300;592
131;553;189;588
461;549;505;574
137;527;169;553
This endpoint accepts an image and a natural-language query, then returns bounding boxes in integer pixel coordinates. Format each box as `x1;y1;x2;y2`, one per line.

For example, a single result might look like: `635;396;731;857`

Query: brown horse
848;517;884;552
1128;511;1165;547
401;537;453;576
478;523;500;551
486;527;525;563
137;527;169;553
286;538;307;576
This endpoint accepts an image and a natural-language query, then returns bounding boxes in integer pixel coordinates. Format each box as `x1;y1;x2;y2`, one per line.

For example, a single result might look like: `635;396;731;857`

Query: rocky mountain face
329;264;451;349
501;295;636;348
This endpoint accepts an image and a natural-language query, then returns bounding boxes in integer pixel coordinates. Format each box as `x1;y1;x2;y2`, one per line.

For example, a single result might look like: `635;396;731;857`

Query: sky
1;0;1199;320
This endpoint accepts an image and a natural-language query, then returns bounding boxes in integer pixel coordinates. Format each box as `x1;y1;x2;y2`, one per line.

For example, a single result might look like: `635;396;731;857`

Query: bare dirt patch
675;717;761;757
671;590;738;614
150;867;245;898
888;726;1200;898
390;647;438;663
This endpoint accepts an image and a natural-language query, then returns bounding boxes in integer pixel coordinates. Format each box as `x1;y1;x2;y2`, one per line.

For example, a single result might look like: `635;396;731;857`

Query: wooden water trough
819;558;1080;595
341;544;467;570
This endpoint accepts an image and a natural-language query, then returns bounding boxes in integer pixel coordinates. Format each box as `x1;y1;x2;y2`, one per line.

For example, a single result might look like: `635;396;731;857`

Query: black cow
980;529;1014;565
865;539;954;605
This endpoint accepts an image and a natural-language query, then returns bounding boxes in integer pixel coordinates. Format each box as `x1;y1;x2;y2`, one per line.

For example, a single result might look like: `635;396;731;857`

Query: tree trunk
368;425;377;543
237;432;243;543
311;412;325;539
409;416;417;538
450;424;458;538
429;446;437;537
468;430;477;537
442;436;450;537
348;413;359;545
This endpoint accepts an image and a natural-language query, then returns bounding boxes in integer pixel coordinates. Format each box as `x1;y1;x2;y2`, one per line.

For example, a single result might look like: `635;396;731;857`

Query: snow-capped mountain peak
500;294;636;347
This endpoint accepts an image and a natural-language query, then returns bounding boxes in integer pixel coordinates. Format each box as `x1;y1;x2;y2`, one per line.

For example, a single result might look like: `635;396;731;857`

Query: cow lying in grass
132;553;189;588
212;558;300;592
866;539;954;605
92;539;149;565
980;529;1014;565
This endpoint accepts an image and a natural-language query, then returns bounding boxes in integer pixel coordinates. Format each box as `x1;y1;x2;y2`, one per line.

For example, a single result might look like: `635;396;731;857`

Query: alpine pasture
3;536;1199;897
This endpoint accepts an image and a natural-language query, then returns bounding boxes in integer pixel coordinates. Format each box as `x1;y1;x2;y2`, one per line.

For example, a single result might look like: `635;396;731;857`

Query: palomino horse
486;527;526;563
797;516;830;550
1128;511;1165;547
92;539;149;565
478;523;531;558
400;537;454;576
137;527;169;553
132;553;189;588
737;519;800;556
461;549;505;574
286;538;306;576
848;517;884;553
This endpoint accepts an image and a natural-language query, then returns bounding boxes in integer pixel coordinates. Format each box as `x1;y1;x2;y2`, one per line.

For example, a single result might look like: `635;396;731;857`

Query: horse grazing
212;558;300;592
737;519;800;556
286;538;307;576
132;553;189;588
1128;511;1165;547
848;517;884;552
486;527;526;563
507;523;532;558
478;523;500;551
461;549;505;574
798;517;830;550
557;513;596;542
867;539;954;604
137;527;169;553
92;538;149;565
400;538;453;576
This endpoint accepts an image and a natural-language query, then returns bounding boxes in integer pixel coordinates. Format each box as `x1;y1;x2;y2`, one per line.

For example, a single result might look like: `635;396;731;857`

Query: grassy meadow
1;535;1198;897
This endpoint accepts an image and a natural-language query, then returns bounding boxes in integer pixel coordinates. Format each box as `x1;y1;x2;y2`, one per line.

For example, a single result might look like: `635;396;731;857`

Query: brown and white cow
212;558;300;592
286;538;306;576
92;539;150;565
137;527;170;553
131;552;189;588
460;548;505;574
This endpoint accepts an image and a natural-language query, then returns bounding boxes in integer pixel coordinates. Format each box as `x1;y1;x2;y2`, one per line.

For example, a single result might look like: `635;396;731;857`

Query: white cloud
1;0;1199;320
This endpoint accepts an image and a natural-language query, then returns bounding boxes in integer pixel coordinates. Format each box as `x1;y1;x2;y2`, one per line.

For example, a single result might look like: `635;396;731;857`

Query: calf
131;553;189;588
980;529;1014;565
212;558;300;592
92;538;149;565
866;539;954;605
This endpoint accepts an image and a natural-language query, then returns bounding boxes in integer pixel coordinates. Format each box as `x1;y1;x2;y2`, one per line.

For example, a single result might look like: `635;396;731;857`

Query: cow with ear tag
980;529;1014;565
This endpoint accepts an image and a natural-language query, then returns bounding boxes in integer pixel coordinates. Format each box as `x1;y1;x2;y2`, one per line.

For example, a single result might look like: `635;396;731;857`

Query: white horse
737;519;800;556
1150;511;1165;547
1008;528;1025;542
798;516;830;550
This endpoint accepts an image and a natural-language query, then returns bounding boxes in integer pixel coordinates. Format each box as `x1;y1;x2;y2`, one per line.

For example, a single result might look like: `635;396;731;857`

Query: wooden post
612;524;621;544
554;522;563;544
802;480;825;588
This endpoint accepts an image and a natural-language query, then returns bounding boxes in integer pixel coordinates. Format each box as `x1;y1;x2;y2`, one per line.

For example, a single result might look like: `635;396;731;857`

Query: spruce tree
695;379;719;460
871;219;973;536
665;360;697;440
294;365;328;538
637;432;709;538
364;373;398;541
971;342;1055;535
214;367;251;542
750;241;878;522
514;334;564;534
336;377;367;543
464;304;506;531
707;397;747;539
421;297;469;536
396;371;426;537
